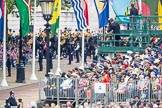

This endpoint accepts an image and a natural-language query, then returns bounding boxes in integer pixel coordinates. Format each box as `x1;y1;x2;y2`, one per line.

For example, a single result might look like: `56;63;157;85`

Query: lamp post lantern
39;0;55;77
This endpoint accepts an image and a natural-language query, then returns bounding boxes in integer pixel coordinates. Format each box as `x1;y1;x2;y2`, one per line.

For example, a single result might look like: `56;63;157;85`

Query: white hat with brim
127;50;133;54
97;101;102;105
78;66;84;71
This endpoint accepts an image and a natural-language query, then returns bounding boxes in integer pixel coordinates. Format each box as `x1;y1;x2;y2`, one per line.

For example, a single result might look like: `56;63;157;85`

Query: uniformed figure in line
74;42;80;63
49;48;53;69
67;34;74;65
6;54;12;77
38;49;43;71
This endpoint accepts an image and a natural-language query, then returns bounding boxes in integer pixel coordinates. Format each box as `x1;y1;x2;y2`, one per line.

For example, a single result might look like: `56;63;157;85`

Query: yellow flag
50;0;61;35
158;0;162;30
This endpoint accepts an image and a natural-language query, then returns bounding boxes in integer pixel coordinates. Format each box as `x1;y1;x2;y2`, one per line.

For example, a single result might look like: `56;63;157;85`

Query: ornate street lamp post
39;0;55;77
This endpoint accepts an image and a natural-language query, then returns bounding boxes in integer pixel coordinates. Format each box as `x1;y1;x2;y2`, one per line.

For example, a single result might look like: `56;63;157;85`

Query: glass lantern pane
39;0;54;15
40;2;47;14
47;2;54;15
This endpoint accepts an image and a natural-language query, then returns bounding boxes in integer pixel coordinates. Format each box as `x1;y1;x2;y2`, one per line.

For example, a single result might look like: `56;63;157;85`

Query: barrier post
39;78;41;102
90;83;93;108
75;79;78;108
57;77;60;106
104;83;108;105
148;80;151;103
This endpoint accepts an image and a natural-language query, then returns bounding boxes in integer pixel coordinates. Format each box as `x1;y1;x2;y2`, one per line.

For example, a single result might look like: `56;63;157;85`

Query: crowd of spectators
42;42;162;108
1;28;162;107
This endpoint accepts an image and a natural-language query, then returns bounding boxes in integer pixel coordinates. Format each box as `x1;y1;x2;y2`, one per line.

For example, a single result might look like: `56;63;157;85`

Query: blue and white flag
0;0;4;40
94;0;109;28
71;0;89;30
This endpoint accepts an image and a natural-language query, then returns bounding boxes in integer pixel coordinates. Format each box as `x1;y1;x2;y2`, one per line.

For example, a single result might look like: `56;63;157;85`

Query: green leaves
61;0;71;10
6;0;15;14
6;0;72;14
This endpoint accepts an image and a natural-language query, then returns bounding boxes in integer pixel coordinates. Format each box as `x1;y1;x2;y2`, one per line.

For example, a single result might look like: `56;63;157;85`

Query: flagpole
138;0;142;15
138;0;142;47
55;0;62;76
1;2;8;86
30;0;37;80
55;28;62;75
139;0;142;30
80;29;85;69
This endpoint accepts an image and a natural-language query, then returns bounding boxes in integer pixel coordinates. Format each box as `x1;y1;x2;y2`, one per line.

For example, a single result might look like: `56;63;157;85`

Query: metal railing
97;15;162;54
39;77;162;106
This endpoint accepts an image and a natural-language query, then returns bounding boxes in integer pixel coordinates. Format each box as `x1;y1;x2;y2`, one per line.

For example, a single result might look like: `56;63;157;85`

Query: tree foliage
61;0;71;10
31;0;72;10
6;0;15;14
6;0;72;14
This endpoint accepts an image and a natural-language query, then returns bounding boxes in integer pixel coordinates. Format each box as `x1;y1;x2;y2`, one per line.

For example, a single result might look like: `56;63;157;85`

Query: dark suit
67;44;73;64
38;50;43;71
75;43;80;63
108;21;121;46
4;104;10;108
6;57;11;76
130;7;138;29
49;49;53;69
8;96;17;106
67;36;74;64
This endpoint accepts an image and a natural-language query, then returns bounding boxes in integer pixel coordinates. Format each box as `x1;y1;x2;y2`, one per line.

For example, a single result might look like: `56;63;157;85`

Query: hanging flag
0;0;4;40
71;0;89;30
125;7;129;16
158;0;162;30
15;0;30;37
83;0;89;26
50;0;60;36
112;0;131;16
111;0;131;23
94;0;109;28
137;0;158;16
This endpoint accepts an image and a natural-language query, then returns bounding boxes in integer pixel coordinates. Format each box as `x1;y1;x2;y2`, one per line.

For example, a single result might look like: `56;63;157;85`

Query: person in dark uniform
6;54;11;77
67;45;72;65
130;4;138;29
8;91;17;106
74;42;80;63
49;48;53;69
38;41;43;51
67;35;74;65
107;18;121;46
84;46;88;63
38;50;43;71
50;35;57;58
37;34;43;42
